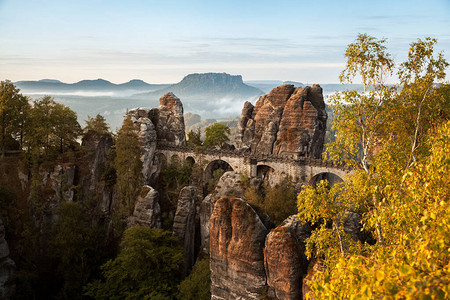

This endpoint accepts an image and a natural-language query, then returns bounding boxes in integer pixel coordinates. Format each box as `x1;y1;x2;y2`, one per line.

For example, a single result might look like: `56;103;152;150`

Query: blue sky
1;0;449;83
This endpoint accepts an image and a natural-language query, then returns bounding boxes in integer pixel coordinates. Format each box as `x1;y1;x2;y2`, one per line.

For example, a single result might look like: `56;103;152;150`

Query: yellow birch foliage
305;121;450;299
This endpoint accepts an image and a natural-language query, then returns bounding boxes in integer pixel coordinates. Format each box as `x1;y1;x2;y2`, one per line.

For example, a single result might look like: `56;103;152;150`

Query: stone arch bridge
155;144;350;186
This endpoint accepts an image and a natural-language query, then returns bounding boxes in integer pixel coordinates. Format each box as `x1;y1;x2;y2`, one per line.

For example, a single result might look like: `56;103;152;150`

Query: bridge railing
155;143;349;170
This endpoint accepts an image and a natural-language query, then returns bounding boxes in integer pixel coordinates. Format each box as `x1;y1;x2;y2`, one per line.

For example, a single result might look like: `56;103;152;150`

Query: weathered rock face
0;219;15;299
199;171;249;248
80;130;115;215
31;164;79;227
172;186;197;277
127;93;186;184
128;108;158;185
264;215;311;300
127;185;161;228
210;197;270;300
149;92;186;146
235;84;327;158
235;101;255;150
48;164;77;203
81;130;114;192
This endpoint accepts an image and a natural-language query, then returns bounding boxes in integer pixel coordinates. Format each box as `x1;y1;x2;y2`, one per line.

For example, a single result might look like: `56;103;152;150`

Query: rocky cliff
0;219;15;299
172;186;197;277
199;171;248;250
210;197;271;300
127;185;161;228
149;92;186;146
128;108;158;184
80;130;115;216
264;215;311;300
209;195;317;300
128;92;186;185
235;84;327;158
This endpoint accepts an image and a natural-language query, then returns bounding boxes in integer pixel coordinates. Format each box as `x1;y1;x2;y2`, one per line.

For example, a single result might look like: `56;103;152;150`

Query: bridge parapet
155;143;350;171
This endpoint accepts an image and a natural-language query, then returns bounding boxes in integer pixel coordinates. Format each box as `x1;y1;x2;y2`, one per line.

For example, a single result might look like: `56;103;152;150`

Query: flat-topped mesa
235;84;327;159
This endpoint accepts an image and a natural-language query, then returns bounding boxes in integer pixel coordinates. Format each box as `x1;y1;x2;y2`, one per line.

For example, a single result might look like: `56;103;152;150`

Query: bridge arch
257;164;275;183
185;156;195;167
204;159;233;190
309;172;343;187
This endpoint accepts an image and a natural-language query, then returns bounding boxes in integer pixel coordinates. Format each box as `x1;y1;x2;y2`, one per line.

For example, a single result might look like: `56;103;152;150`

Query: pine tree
0;80;30;155
84;114;110;135
114;115;142;215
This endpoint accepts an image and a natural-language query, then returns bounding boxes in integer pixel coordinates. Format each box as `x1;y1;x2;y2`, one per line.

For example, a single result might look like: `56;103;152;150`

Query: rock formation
31;164;79;227
199;171;248;249
210;197;270;300
48;164;77;203
235;84;327;158
128;93;186;185
0;220;15;299
127;185;161;228
80;130;115;215
81;130;114;193
235;101;255;150
149;92;186;146
264;215;311;300
172;186;197;277
128;108;158;185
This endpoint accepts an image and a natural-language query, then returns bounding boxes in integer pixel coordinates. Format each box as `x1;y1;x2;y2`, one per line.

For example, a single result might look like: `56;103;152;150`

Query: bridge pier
248;158;257;177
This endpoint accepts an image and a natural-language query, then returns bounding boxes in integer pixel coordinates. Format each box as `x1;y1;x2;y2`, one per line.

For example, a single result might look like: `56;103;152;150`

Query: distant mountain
133;73;263;100
245;80;364;95
244;80;284;93
244;80;304;93
15;78;170;95
283;81;304;87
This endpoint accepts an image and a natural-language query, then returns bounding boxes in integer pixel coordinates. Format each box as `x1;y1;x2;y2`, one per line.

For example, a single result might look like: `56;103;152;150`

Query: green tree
25;96;54;154
24;96;81;158
0;80;30;155
178;257;211;300
159;159;192;210
262;181;298;225
84;114;110;134
246;180;298;225
84;227;183;300
186;128;202;147
53;102;82;158
115;115;142;215
53;202;107;299
203;123;230;149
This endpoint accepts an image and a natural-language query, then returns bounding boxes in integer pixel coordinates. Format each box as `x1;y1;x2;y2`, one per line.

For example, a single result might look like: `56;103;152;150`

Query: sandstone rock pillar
210;197;269;300
173;186;197;277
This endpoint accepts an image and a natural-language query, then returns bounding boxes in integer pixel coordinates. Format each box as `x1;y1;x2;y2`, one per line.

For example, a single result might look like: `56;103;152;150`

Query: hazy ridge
14;73;364;130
